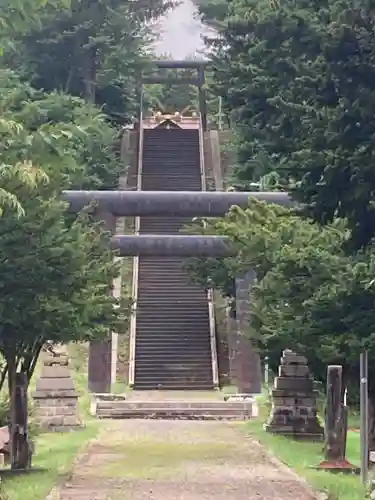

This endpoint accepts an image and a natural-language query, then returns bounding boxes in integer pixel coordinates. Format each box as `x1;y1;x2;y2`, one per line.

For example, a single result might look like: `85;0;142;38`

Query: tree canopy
204;0;375;249
0;0;174;124
185;200;375;392
0;67;130;467
0;0;178;471
0;67;125;350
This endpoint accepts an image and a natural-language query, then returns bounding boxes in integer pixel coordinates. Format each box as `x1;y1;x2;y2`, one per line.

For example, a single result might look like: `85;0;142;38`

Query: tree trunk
0;364;8;392
368;383;375;452
82;48;96;104
8;357;31;470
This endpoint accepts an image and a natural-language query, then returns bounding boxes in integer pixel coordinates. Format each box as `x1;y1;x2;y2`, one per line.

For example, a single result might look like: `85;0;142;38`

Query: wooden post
316;365;359;472
326;365;343;461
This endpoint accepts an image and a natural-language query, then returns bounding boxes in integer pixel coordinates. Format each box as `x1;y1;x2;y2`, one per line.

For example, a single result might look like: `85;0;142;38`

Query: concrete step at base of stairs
92;397;254;420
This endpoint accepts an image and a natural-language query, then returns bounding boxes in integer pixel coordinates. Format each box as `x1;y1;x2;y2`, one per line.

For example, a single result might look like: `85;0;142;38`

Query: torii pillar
87;210;116;394
63;190;291;393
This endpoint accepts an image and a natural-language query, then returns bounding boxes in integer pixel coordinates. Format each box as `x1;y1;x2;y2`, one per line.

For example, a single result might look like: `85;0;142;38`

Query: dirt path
52;420;316;500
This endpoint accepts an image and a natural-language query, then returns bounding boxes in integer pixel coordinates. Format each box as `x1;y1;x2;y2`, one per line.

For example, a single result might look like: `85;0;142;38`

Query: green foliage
0;192;122;368
0;0;70;43
0;69;129;384
185;200;375;385
0;69;121;190
197;0;229;28
205;0;375;248
0;0;174;124
0;66;130;469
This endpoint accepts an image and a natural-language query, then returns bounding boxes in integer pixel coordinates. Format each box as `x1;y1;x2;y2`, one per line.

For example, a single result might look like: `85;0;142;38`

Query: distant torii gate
63;190;291;393
139;59;208;131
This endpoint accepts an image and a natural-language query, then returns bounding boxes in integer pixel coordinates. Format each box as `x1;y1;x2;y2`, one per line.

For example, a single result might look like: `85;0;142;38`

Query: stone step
138;285;203;290
137;297;208;303
92;398;254;420
135;315;209;322
136;309;209;317
134;360;212;367
134;382;214;392
135;365;212;374
135;340;211;348
135;376;212;382
135;324;210;330
135;345;211;351
134;377;214;386
135;345;211;352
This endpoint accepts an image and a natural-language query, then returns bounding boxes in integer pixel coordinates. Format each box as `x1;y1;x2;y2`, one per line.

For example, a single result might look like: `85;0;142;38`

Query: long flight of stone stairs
92;125;255;420
134;127;214;390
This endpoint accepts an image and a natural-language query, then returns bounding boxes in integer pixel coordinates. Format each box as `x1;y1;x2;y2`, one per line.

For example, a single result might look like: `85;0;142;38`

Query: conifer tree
206;0;375;248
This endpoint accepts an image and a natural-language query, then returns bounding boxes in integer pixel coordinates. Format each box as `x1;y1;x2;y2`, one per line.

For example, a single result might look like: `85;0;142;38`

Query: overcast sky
153;0;214;59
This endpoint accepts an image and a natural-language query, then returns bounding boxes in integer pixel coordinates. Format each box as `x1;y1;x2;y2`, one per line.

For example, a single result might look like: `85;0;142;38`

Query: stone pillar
88;210;116;393
209;130;223;190
198;65;207;131
234;270;262;394
226;303;238;387
33;348;81;431
265;349;324;439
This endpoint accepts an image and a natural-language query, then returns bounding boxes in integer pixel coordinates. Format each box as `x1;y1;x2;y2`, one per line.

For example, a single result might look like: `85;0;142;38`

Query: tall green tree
0;0;173;124
0;69;129;468
205;0;375;249
0;0;65;213
197;0;229;28
185;200;375;446
0;174;123;469
0;69;121;190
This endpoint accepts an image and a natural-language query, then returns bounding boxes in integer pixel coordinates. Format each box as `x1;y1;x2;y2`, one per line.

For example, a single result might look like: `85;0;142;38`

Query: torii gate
63;190;291;392
139;59;208;130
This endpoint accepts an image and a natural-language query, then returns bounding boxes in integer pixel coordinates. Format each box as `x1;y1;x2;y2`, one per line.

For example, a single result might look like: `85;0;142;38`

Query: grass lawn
2;421;99;500
248;396;367;500
0;344;101;500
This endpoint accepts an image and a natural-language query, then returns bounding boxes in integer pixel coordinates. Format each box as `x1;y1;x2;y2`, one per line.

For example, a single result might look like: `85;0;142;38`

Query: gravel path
52;419;316;500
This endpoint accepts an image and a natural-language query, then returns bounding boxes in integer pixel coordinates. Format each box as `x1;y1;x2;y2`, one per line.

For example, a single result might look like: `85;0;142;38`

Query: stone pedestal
33;349;82;432
265;349;323;440
88;339;112;393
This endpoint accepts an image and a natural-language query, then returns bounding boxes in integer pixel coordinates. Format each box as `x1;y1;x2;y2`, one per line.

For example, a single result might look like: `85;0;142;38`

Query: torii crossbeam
63;190;291;217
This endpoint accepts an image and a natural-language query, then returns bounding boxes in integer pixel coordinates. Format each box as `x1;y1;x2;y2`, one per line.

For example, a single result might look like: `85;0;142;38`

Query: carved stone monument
33;347;82;432
265;349;323;440
227;271;262;394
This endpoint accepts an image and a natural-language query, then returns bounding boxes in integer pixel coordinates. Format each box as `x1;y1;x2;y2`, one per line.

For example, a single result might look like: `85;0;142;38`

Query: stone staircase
133;127;215;390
